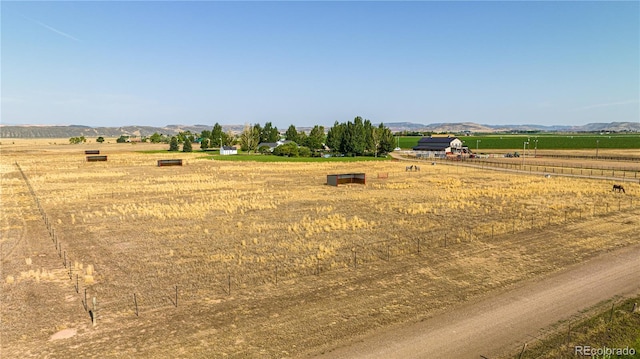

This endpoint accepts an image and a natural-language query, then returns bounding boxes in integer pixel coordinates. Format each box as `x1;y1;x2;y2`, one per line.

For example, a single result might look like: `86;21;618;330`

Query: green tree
200;130;212;149
200;138;211;150
252;123;263;143
297;131;308;147
223;130;235;146
306;125;325;151
169;136;179;151
285;125;299;142
149;132;165;143
258;145;272;154
261;122;279;143
363;119;375;154
298;146;311;157
340;117;365;156
96;136;105;143
326;121;344;153
240;123;260;152
116;135;128;143
273;142;299;157
377;123;395;155
176;131;194;144
210;123;226;148
352;116;366;155
183;140;193;152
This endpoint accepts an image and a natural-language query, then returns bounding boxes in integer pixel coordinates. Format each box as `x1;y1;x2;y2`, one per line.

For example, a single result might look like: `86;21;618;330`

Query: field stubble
1;147;639;358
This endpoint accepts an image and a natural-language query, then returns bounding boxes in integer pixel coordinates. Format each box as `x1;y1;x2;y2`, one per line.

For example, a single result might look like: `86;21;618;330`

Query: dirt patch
50;328;77;341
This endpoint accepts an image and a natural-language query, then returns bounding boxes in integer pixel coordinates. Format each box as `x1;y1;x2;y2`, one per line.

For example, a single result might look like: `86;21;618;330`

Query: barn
412;136;464;157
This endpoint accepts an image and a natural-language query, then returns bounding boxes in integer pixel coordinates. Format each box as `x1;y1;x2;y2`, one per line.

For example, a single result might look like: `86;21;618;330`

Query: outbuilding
220;146;238;155
412;136;463;157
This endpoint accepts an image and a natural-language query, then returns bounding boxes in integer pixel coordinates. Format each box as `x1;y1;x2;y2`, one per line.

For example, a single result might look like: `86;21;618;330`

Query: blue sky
2;1;638;128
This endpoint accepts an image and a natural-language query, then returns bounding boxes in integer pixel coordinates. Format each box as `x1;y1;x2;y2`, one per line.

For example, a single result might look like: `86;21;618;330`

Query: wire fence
407;155;640;183
12;161;640;335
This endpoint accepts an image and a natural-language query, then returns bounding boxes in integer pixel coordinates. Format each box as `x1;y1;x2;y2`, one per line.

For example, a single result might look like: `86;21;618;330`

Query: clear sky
1;1;638;128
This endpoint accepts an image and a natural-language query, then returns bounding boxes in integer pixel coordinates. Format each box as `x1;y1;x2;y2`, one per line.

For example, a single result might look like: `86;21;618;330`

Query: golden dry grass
1;142;639;358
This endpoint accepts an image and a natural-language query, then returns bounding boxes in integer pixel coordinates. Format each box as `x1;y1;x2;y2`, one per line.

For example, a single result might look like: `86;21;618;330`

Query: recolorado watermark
574;345;636;357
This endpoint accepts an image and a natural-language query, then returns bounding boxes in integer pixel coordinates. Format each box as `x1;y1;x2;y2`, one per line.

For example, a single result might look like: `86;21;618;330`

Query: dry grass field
1;140;639;358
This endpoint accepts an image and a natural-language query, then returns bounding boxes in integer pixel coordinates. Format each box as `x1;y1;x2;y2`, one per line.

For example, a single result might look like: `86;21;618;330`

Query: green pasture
397;134;640;150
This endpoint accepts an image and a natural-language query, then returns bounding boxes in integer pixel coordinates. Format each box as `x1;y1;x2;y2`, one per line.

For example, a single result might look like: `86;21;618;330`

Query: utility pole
522;141;529;169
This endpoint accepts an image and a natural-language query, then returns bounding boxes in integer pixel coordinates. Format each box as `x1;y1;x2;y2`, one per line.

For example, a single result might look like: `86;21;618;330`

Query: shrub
273;142;299;157
169;137;179;151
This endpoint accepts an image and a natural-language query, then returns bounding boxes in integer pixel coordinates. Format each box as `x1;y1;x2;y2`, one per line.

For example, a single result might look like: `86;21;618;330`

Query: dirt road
315;244;640;359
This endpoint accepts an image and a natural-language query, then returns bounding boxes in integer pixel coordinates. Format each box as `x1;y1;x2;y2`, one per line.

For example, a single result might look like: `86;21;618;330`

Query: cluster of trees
69;136;86;144
200;123;236;150
326;117;395;156
284;125;326;151
149;133;170;143
71;117;395;157
238;122;281;152
168;136;192;152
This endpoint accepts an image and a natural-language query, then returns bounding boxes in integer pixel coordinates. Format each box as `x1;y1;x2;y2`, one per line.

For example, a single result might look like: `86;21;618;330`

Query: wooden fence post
518;343;527;359
609;303;615;323
353;250;357;269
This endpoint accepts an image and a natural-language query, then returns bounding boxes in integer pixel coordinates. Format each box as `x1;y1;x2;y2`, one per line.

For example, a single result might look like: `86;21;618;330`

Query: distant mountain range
0;122;638;138
382;121;640;133
0;124;242;138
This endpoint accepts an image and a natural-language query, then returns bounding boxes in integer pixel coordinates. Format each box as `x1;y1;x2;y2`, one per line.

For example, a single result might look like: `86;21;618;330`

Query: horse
406;165;414;171
414;165;420;171
612;184;625;193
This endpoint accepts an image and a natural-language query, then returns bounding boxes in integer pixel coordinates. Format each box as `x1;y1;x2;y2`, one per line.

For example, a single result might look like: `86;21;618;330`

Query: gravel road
314;244;640;359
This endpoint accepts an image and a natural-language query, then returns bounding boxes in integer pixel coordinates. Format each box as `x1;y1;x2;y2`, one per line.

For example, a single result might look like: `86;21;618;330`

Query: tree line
78;116;396;156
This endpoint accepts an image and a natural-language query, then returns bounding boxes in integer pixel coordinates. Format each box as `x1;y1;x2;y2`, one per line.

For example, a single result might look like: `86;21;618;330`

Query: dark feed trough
327;173;366;186
157;159;183;167
86;155;107;162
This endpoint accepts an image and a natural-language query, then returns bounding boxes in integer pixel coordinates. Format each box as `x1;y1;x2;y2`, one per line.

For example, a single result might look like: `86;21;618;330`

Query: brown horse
612;184;625;193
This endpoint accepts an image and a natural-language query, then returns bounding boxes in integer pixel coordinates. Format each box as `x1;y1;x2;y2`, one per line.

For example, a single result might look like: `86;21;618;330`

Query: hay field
1;142;639;358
